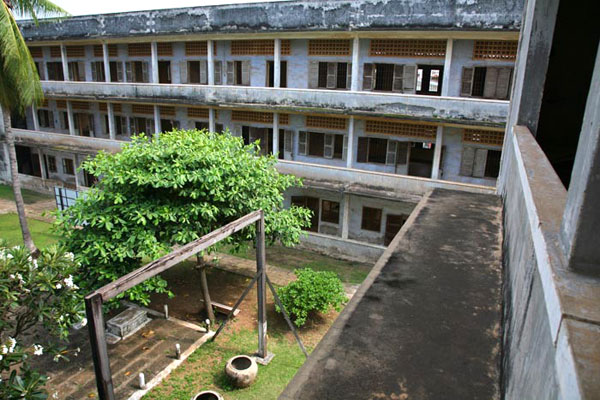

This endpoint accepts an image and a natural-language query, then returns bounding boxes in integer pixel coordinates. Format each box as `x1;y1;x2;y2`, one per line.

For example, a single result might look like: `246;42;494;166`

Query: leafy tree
54;130;312;305
276;268;347;327
1;0;67;255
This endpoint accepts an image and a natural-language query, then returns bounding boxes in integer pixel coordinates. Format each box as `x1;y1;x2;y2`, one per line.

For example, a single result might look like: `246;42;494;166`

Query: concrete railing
41;81;509;127
12;129;123;154
498;125;600;399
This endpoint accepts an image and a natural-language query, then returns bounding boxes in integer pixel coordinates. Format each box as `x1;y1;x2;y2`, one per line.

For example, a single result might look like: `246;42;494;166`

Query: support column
151;42;159;84
351;37;360;91
73;154;80;189
107;103;116;140
60;44;69;81
38;150;47;180
153;105;161;135
560;46;600;274
207;40;215;86
102;43;111;82
209;108;216;132
85;293;115;400
431;126;444;180
274;39;281;88
31;106;40;131
255;213;272;364
346;116;355;168
341;193;351;239
66;101;75;136
272;113;279;155
441;39;453;97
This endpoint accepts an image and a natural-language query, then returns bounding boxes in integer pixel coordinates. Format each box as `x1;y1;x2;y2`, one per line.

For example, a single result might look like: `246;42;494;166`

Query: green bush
276;268;346;327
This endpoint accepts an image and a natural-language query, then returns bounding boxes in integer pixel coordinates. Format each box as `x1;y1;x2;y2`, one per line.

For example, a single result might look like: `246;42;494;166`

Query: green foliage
54;130;312;304
276;268;347;327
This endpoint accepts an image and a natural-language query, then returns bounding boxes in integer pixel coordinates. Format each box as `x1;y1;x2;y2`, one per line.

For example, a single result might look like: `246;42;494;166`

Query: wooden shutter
180;61;188;83
77;62;85;81
241;60;251;86
362;63;374;91
298;131;307;155
284;130;293;159
129;117;135;135
146;118;154;134
357;137;368;163
308;61;319;89
460;67;474;97
200;60;208;84
214;61;222;85
346;63;352;89
88;115;95;137
483;67;499;99
91;62;98;82
386;140;398;165
116;62;124;82
125;62;133;82
141;62;149;82
402;65;417;94
342;135;348;161
392;64;404;92
473;148;488;177
495;68;512;100
324;134;334;158
460;146;475;176
326;62;337;89
226;61;234;85
233;125;242;137
396;142;408;165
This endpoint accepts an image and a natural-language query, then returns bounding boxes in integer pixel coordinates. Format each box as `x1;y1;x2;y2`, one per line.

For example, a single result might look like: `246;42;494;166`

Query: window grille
66;45;85;58
473;41;518;60
128;43;151;57
306;115;346;130
230;40;291;56
308;40;350;56
463;129;504;146
50;46;61;58
40;100;49;108
55;100;66;109
99;103;123;112
365;120;437;140
184;41;217;56
187;107;210;119
369;39;446;57
131;104;154;114
232;110;274;123
157;42;173;56
28;47;43;58
159;106;175;116
71;101;89;110
279;114;289;125
93;44;118;57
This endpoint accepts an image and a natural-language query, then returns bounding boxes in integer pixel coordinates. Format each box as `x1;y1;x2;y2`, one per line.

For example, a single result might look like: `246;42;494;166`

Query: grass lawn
223;243;371;285
0;213;59;248
0;184;52;204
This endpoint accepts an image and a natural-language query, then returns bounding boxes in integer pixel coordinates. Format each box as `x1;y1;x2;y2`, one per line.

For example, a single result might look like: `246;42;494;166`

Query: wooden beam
85;293;115;400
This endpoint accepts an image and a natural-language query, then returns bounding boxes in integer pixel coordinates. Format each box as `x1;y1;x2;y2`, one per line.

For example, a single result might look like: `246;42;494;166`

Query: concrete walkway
280;189;503;399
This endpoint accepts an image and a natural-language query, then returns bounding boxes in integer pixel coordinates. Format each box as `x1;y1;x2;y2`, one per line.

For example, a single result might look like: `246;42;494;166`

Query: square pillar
346;116;355;168
74;154;80;189
431;126;444;180
441;39;453;97
272;113;279;155
66;101;75;136
341;193;351;239
207;40;215;86
209;108;216;132
107;103;116;140
351;37;360;91
151;42;159;84
31;106;40;131
153;105;161;135
38;150;47;180
102;43;111;83
274;39;281;88
60;44;70;81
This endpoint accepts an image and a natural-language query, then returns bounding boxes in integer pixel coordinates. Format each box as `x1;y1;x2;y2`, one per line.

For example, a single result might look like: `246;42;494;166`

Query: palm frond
11;0;69;24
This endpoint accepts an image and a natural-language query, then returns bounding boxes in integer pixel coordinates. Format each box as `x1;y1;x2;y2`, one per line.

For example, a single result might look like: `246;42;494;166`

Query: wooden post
256;212;268;360
85;293;115;400
197;255;216;322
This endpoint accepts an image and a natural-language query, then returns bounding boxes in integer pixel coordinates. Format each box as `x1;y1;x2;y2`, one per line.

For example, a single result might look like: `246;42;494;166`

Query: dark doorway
385;214;408;246
374;63;394;91
161;119;175;132
158;61;171;84
15;145;41;177
291;196;320;232
408;142;435;177
417;65;443;96
278;129;285;159
266;61;287;88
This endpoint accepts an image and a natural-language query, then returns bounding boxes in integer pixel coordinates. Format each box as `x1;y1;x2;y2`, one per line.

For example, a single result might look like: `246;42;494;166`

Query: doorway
385;214;408;246
416;65;444;96
158;61;171;84
408;142;435;177
291;196;320;232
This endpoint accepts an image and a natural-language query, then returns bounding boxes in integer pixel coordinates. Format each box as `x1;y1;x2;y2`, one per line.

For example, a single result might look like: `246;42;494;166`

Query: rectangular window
462;66;513;100
374;63;394;91
91;61;106;82
62;112;69;130
46;62;64;81
68;61;85;81
46;155;57;173
317;62;328;88
308;132;325;157
472;67;486;97
361;207;382;232
115;115;127;136
321;200;340;224
158;61;171;84
484;150;501;178
316;62;349;89
195;121;209;130
37;110;53;128
62;158;75;175
266;60;287;88
336;63;348;89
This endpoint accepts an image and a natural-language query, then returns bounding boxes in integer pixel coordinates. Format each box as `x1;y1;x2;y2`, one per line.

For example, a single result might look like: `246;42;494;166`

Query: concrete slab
280;188;503;399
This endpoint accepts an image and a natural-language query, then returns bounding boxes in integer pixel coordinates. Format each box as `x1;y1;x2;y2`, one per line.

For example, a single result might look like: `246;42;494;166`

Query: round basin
224;355;258;388
191;390;223;400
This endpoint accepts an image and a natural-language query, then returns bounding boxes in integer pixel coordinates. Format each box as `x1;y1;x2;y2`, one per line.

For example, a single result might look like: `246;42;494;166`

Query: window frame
361;206;383;232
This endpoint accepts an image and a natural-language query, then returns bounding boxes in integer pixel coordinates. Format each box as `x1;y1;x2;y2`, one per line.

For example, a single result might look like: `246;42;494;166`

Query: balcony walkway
280;188;503;399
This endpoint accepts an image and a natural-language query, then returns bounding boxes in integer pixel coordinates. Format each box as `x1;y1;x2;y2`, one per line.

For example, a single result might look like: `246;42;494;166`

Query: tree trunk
197;255;215;321
2;106;38;255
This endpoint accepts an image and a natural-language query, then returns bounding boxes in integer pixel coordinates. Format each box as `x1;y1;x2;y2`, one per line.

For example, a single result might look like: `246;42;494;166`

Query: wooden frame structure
85;210;299;400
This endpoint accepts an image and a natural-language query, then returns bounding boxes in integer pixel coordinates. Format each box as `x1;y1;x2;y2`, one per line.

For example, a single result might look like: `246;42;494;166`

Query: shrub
276;268;347;327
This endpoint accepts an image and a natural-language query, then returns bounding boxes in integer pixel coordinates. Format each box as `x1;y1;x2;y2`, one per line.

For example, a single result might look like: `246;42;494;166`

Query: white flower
8;338;16;353
0;354;3;361
80;317;87;327
205;319;211;326
55;283;62;290
33;344;43;356
64;275;78;289
32;259;38;269
9;274;15;280
58;315;64;322
52;392;59;399
1;346;7;355
6;254;13;260
53;354;60;362
27;256;32;262
65;252;74;261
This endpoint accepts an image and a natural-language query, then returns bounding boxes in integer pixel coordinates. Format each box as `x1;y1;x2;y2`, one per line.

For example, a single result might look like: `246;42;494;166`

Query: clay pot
224;355;258;388
190;390;223;400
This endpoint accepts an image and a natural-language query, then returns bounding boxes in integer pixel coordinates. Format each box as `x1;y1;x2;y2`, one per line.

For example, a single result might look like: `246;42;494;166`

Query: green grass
0;184;52;204
144;329;306;400
223;243;371;285
0;213;59;248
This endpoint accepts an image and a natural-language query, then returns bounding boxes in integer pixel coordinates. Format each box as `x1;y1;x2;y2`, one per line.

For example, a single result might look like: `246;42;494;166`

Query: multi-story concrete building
1;0;521;254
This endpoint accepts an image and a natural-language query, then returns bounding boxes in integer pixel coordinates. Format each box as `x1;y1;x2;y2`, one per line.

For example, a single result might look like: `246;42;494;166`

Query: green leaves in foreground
54;130;312;304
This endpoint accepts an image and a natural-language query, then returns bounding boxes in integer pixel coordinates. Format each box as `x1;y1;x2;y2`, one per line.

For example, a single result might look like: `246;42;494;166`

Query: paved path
281;189;503;400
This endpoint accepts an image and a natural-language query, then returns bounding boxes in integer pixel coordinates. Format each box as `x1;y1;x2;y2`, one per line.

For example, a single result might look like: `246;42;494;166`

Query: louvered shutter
116;62;124;82
200;60;208;84
233;125;242;137
392;64;404;92
342;135;348;161
357;137;368;163
308;61;319;89
402;65;417;94
460;67;474;97
77;62;85;81
386;140;398;165
473;148;488;177
214;61;222;85
141;62;149;83
326;62;337;89
483;67;499;99
88;115;95;137
346;63;352;89
284;130;293;159
324;134;334;158
146;118;154;134
129;117;136;135
460;146;476;176
48;111;55;128
495;68;512;100
362;64;374;91
241;61;251;86
91;62;98;81
298;131;307;155
180;61;188;84
125;62;132;82
396;142;408;165
121;117;129;136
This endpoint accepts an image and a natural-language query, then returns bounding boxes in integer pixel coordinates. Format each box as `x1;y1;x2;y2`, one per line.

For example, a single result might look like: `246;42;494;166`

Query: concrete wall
298;232;385;264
